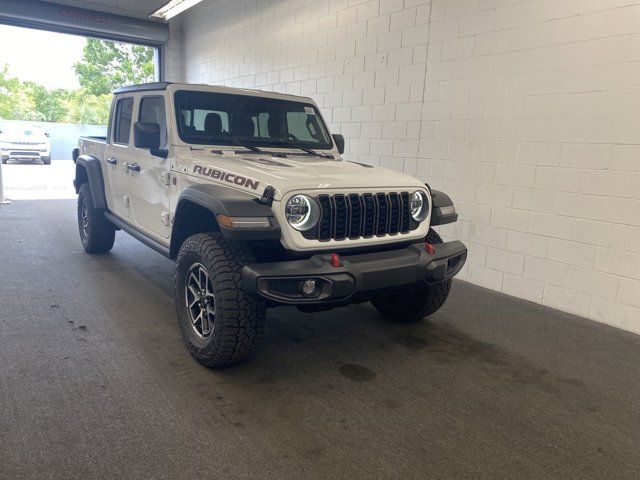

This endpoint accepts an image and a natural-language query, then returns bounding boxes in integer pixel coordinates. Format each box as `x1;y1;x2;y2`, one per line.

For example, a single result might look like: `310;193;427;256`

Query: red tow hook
425;243;435;255
329;253;342;267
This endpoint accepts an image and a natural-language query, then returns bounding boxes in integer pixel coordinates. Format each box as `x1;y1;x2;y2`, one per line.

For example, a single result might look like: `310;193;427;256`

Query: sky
0;25;86;90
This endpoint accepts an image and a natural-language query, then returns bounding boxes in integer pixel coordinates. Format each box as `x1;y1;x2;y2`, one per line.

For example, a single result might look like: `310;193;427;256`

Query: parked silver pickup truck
73;82;467;368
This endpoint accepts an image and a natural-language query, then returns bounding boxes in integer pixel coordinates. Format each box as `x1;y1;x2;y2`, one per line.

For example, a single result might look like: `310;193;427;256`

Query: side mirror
134;122;160;149
332;134;345;154
45;132;50;137
134;122;168;158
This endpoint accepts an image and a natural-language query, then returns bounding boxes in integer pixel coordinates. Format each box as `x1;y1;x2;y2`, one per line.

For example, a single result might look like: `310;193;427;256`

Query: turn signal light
216;214;272;229
217;213;234;229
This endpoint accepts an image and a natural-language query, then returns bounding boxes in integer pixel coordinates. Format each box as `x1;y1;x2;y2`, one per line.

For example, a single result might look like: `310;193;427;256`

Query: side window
113;98;133;144
139;96;168;148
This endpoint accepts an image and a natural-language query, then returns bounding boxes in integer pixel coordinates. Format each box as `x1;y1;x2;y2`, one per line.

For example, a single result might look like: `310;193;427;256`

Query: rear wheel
77;183;115;253
42;155;51;165
175;233;265;368
371;228;452;322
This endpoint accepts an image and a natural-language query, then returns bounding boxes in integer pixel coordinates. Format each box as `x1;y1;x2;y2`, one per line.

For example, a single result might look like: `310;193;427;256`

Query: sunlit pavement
0;160;76;200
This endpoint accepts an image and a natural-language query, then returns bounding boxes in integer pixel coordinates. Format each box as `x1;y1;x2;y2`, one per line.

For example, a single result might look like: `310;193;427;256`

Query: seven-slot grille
302;192;417;241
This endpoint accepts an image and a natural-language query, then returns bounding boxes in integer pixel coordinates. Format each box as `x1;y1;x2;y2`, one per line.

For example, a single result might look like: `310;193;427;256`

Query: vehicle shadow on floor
98;231;588;404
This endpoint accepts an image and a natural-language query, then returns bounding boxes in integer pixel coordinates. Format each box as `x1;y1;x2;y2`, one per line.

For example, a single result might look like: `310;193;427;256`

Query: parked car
0;125;51;164
73;82;467;368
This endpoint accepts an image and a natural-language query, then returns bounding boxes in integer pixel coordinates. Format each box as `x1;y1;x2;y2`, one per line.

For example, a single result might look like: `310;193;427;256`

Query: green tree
0;65;23;119
21;81;69;122
64;91;111;125
74;39;155;96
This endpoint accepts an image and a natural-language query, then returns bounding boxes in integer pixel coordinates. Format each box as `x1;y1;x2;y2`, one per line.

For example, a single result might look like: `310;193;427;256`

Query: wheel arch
170;198;221;260
74;155;108;210
429;189;458;226
170;184;280;259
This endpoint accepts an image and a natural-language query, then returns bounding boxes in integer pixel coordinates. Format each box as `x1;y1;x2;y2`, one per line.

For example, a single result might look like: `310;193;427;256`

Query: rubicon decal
193;165;260;190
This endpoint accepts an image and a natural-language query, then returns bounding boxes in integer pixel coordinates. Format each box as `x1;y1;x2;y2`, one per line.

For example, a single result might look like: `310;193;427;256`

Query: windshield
174;90;333;150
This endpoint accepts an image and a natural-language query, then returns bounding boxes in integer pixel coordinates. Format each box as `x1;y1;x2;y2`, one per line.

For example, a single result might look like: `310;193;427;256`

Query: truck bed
78;136;107;160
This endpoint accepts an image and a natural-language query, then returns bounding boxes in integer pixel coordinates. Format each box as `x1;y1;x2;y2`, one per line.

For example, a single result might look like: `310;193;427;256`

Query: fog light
301;279;318;297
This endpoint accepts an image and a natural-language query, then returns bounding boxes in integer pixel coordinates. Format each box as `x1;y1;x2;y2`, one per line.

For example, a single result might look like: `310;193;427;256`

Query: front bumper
242;240;467;305
1;149;48;160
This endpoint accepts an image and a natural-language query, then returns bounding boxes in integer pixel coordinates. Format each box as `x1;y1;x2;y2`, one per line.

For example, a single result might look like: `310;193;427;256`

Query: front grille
303;192;415;241
9;151;40;156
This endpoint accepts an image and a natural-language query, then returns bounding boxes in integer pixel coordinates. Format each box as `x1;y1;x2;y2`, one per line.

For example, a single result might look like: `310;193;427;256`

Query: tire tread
78;183;115;253
371;228;452;322
175;233;265;368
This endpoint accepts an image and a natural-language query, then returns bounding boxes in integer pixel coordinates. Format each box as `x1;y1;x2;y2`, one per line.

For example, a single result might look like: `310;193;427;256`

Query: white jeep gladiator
73;82;467;368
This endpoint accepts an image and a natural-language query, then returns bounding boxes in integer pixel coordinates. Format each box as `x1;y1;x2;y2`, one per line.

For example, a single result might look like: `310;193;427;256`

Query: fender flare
173;184;280;246
74;155;108;210
429;189;458;226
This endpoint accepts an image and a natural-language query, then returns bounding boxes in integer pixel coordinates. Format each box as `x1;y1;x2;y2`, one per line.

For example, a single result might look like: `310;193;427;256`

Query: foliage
0;38;155;125
64;91;112;125
74;39;155;96
21;82;69;122
0;65;28;120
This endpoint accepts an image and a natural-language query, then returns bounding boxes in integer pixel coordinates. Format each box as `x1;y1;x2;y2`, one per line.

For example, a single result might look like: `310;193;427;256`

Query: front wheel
175;233;265;368
42;156;51;165
371;228;452;322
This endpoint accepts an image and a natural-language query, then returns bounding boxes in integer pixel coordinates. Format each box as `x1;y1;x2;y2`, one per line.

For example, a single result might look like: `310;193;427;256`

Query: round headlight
410;191;429;222
285;194;320;231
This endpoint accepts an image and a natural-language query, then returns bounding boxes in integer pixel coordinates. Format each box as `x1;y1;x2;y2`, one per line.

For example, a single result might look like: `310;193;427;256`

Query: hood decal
193;164;260;191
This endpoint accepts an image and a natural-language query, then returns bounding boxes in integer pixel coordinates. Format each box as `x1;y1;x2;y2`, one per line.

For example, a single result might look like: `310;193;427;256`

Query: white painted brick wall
180;0;640;334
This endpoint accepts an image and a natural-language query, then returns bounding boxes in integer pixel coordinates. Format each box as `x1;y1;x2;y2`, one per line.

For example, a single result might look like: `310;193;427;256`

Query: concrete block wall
423;0;640;333
180;0;640;333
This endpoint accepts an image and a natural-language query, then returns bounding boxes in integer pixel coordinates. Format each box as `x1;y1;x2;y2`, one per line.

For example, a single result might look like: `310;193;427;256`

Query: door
129;95;171;238
104;97;135;219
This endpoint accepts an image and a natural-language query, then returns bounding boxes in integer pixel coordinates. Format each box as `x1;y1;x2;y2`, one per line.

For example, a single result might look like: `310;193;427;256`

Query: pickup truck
73;82;467;368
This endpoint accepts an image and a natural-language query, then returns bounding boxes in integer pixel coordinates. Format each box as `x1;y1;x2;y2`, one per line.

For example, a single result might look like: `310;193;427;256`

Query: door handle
126;162;141;172
106;157;117;165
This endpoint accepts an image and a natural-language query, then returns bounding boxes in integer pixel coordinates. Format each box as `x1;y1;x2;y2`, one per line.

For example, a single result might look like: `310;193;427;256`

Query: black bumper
241;241;467;306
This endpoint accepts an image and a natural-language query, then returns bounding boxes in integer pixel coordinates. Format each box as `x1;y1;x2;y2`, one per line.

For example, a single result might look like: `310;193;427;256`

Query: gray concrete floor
1;199;639;480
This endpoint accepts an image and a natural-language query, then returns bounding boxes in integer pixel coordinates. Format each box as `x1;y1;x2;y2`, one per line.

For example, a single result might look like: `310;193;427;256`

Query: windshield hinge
256;185;275;207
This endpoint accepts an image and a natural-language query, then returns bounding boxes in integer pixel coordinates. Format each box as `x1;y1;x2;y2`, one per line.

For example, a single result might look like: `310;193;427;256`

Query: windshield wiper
230;138;262;153
271;140;333;158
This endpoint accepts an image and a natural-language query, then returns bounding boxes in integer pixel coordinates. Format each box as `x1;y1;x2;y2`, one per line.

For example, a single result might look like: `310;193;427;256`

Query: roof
113;82;173;93
112;82;314;103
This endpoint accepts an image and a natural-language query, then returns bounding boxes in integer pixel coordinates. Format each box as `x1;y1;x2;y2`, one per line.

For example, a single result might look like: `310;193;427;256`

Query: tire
77;183;115;253
371;228;452;323
175;233;266;368
1;158;6;164
43;156;51;165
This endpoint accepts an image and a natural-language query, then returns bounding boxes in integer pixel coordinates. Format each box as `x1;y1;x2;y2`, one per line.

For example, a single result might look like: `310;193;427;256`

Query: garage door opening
0;23;159;200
